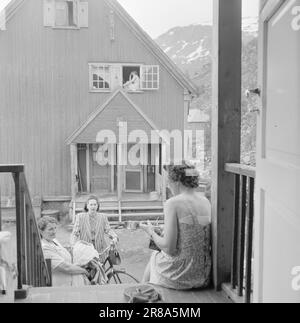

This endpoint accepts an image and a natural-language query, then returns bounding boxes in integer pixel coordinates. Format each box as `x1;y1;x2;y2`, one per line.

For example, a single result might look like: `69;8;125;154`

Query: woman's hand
140;221;154;237
79;267;89;276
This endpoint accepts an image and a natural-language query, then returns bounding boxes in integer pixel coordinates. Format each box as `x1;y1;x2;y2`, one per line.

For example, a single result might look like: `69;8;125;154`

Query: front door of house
124;143;144;192
253;1;300;303
91;144;111;193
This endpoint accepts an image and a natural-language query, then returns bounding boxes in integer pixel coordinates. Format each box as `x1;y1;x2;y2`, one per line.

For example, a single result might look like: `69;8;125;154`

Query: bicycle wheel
107;270;140;284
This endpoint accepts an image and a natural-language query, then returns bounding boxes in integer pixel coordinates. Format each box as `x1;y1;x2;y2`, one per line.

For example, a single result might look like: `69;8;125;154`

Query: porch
1;0;255;304
18;284;232;304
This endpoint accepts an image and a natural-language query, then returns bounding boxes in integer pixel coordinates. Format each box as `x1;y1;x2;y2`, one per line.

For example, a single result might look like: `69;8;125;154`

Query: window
55;0;78;27
90;64;111;91
141;65;159;90
44;0;88;28
123;66;141;92
89;63;160;92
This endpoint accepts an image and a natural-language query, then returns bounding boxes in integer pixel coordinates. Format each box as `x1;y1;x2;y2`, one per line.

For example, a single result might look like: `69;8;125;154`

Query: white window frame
89;64;112;92
89;63;160;93
122;64;143;93
140;65;160;90
54;0;79;29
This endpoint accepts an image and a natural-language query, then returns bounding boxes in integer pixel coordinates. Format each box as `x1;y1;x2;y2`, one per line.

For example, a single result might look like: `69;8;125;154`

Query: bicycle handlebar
99;242;117;257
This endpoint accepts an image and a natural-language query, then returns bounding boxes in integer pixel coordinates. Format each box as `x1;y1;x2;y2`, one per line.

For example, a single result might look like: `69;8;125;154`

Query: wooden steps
72;195;164;222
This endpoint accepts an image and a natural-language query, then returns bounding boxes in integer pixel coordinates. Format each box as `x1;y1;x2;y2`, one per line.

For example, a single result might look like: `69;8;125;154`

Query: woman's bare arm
56;262;88;276
70;215;81;246
103;215;119;243
150;199;178;256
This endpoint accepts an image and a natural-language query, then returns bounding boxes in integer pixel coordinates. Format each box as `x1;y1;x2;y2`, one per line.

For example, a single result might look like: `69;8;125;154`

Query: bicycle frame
101;248;139;284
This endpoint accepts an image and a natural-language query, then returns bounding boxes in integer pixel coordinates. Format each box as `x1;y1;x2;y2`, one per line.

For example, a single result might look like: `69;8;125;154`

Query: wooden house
0;0;197;215
1;0;299;304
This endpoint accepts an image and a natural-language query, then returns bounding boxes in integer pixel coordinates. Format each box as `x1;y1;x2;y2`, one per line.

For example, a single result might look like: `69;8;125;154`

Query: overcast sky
0;0;259;38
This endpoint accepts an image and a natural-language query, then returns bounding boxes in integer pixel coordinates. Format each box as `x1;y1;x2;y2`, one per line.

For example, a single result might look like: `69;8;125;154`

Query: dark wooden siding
0;0;185;198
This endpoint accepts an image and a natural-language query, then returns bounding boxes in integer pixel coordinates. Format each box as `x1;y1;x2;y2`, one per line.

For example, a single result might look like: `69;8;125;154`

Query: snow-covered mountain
155;18;259;167
155;17;258;77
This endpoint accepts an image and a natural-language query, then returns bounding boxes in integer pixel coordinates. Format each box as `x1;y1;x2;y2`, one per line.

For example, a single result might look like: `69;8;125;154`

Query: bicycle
99;244;140;284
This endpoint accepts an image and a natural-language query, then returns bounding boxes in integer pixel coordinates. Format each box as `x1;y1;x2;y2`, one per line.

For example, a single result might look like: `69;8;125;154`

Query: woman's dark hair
164;162;200;189
84;195;100;212
38;216;58;237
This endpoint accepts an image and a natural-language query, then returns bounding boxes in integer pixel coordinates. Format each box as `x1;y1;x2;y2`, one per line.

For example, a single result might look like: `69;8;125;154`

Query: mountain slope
155;19;258;168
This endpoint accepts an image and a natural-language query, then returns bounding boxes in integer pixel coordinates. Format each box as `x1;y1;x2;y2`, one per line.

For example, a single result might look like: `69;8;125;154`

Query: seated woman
70;196;119;263
123;71;140;91
38;216;89;287
141;163;212;290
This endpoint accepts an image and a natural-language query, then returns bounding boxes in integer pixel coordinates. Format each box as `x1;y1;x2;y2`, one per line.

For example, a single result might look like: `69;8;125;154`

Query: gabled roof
104;0;198;95
1;0;198;95
0;0;24;25
66;89;169;145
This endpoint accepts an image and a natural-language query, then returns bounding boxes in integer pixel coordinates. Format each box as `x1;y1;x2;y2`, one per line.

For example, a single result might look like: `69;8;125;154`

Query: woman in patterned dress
141;163;212;290
70;196;119;263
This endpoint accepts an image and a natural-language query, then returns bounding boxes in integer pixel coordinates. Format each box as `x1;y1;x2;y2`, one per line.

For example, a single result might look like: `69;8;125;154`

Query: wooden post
14;172;22;290
70;144;78;200
70;144;78;223
86;144;91;193
110;144;115;193
212;0;242;290
0;186;2;231
117;143;123;222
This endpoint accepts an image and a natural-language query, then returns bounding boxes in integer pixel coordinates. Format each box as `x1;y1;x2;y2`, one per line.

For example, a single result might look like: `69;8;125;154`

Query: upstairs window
123;66;141;92
141;66;160;90
89;63;160;93
90;64;111;91
55;0;78;27
44;0;88;28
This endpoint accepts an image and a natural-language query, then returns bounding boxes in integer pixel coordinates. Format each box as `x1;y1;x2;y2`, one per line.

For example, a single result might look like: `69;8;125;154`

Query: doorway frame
253;0;291;303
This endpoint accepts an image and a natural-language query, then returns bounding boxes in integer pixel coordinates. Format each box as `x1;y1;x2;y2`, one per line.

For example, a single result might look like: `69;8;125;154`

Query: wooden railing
0;165;51;298
225;163;255;303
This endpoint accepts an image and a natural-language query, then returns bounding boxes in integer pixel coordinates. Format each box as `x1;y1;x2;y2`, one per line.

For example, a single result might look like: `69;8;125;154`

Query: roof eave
104;0;199;96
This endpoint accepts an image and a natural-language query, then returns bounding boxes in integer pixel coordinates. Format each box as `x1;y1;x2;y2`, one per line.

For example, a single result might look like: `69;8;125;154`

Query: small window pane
141;65;159;90
90;65;111;90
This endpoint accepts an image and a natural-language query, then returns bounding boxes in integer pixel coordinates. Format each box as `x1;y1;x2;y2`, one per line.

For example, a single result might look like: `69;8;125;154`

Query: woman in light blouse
70;196;118;263
38;216;89;287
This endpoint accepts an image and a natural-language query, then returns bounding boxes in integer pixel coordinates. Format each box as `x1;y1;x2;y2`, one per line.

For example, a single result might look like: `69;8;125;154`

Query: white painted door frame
254;0;300;303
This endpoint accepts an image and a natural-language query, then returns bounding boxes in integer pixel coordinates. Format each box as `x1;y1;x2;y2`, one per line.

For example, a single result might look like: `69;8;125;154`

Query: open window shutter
55;1;68;26
44;0;55;27
111;65;121;90
73;0;79;26
79;1;88;27
140;65;146;90
154;65;160;89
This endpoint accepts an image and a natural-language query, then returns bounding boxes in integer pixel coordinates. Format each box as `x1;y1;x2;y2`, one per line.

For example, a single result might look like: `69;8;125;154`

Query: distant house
185;107;210;178
0;0;197;208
